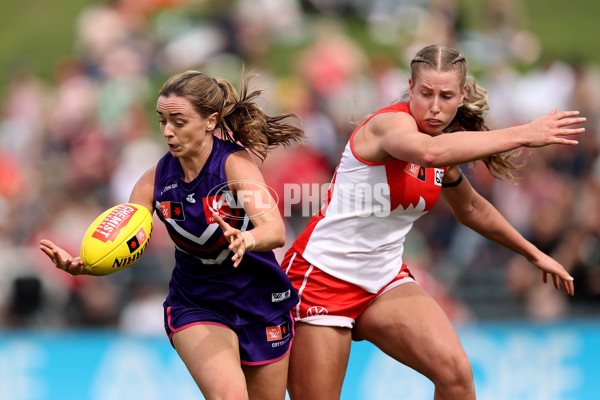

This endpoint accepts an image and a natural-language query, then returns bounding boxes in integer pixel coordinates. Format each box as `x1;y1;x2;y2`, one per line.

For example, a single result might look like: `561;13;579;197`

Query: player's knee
286;380;301;400
287;368;343;400
432;352;474;396
288;384;340;400
203;384;249;400
193;373;249;400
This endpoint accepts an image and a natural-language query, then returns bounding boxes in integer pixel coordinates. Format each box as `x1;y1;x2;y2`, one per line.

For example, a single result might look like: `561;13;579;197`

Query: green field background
0;0;597;94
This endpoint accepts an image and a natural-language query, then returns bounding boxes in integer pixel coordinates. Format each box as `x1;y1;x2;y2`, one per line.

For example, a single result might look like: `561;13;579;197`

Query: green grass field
462;0;599;64
0;0;597;95
0;0;94;82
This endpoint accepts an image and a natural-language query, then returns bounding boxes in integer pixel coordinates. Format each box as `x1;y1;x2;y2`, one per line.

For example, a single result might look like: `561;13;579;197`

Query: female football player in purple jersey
40;70;304;399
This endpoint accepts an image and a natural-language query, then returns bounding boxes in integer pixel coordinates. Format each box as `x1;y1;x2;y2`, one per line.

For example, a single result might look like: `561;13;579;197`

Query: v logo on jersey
404;162;426;182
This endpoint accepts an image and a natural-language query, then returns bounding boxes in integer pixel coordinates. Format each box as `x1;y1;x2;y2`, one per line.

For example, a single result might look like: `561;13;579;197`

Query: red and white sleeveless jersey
290;103;446;293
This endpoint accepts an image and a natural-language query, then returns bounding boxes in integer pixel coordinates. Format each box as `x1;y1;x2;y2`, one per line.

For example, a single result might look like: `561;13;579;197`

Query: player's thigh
172;324;247;397
287;322;352;400
242;353;289;400
354;282;471;383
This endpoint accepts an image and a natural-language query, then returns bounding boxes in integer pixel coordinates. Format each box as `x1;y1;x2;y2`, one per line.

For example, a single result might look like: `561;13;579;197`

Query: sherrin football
80;203;153;275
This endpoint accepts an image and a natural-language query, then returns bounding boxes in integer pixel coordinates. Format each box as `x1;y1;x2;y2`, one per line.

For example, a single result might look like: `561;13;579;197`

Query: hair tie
211;77;218;84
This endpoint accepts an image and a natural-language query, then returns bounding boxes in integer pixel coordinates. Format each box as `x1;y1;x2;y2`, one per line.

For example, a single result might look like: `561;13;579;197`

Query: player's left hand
212;212;246;268
529;252;574;296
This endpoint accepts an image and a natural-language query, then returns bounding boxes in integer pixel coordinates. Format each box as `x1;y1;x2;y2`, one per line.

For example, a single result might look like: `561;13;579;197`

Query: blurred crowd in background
1;0;599;335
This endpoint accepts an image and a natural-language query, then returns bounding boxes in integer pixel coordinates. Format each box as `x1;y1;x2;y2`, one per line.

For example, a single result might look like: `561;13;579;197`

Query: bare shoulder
225;149;264;182
354;111;420;162
366;110;419;138
129;165;157;213
134;165;157;190
225;149;258;170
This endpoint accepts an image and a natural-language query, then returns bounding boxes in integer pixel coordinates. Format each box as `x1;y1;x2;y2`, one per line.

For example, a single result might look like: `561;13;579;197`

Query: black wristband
441;172;463;188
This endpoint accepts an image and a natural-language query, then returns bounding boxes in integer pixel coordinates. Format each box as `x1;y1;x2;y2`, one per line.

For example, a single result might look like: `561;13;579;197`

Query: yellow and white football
80;203;153;275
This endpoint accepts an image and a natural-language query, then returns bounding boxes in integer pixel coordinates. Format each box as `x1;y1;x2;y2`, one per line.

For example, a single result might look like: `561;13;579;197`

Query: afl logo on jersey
404;162;426;182
159;201;185;221
266;321;291;342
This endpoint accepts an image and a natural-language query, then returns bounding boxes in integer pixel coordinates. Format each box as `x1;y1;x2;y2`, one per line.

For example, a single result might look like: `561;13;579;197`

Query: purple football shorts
165;306;294;365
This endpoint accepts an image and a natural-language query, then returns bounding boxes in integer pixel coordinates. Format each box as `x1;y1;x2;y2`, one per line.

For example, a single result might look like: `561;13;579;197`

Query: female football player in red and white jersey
282;44;586;400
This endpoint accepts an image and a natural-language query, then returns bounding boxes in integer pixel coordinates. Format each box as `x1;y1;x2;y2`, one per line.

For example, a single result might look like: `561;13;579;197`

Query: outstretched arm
368;109;586;168
39;166;156;277
441;166;574;296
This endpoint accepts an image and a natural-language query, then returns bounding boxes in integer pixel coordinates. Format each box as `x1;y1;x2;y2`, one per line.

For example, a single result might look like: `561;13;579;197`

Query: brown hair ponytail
445;76;524;183
216;71;305;161
159;70;305;161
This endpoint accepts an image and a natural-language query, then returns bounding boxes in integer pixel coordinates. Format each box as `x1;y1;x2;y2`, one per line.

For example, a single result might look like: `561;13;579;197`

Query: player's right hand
39;239;85;276
523;109;586;148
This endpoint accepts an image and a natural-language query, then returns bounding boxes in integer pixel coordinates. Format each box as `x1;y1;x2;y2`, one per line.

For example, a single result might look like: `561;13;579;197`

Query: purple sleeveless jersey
153;138;298;327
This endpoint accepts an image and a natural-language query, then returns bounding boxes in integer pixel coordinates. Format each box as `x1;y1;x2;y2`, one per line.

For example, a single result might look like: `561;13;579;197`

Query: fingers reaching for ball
39;239;85;276
212;212;247;268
